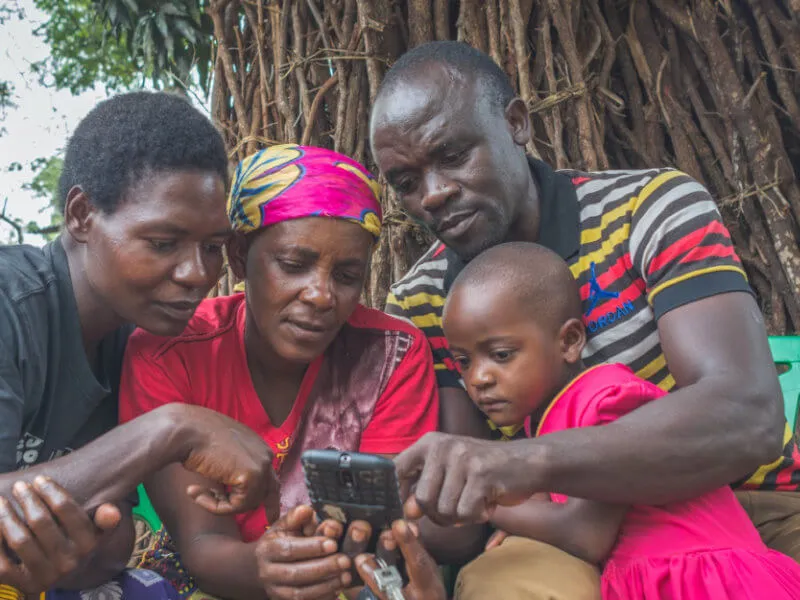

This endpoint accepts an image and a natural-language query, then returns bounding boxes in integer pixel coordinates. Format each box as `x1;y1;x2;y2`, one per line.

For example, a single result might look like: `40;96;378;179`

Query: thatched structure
206;0;800;334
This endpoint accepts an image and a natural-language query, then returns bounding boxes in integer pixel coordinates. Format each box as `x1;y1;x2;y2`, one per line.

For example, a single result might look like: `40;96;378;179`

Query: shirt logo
585;262;619;315
584;262;635;333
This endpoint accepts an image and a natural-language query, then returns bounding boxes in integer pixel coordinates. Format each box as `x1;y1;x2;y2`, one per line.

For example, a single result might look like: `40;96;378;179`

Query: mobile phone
301;449;404;548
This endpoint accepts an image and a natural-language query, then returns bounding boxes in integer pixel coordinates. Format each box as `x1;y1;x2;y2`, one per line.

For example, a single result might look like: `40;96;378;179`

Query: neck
243;312;308;387
505;159;541;245
61;236;125;354
529;360;586;427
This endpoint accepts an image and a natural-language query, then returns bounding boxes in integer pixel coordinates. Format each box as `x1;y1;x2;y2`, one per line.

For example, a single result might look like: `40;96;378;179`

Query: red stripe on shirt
432;243;446;258
678;244;740;266
578;253;637;299
647;221;730;275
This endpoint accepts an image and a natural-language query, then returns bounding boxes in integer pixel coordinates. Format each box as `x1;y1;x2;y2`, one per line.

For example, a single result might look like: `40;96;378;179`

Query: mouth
436;210;478;239
284;318;331;342
153;300;201;322
476;398;511;413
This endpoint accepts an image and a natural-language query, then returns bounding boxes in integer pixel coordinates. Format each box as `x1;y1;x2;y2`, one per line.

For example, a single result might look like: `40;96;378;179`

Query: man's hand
255;505;353;600
355;520;446;600
0;477;120;594
170;405;281;521
395;432;539;525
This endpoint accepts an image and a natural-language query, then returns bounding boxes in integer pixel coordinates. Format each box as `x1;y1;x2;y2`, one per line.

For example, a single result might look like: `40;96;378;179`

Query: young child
441;241;800;599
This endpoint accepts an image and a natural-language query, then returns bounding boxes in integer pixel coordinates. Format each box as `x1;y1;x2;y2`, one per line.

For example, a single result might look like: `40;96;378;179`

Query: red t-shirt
119;294;438;541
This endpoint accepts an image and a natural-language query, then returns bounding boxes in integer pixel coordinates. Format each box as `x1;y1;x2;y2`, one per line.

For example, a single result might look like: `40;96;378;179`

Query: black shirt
0;238;132;473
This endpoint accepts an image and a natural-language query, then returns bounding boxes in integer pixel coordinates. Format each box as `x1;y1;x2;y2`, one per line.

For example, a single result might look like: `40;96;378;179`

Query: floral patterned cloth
42;569;180;600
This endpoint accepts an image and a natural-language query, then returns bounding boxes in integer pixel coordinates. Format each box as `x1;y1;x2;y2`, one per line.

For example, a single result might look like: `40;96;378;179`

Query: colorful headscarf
227;144;382;239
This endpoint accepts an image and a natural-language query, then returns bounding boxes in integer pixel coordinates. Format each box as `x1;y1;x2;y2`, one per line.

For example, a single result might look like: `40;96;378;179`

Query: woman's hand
355;520;446;600
0;477;120;594
255;505;353;600
161;404;281;521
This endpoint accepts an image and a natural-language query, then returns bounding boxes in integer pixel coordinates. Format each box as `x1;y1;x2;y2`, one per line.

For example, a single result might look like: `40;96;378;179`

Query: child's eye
453;356;470;370
491;349;516;363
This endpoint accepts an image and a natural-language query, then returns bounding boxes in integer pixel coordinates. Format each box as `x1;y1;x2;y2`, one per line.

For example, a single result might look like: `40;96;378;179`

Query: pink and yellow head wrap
227;144;382;239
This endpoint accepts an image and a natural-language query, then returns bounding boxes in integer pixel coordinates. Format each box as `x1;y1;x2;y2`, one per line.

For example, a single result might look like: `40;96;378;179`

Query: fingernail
337;555;350;569
396;520;408;536
12;481;28;495
352;527;366;543
322;539;337;553
33;475;48;487
341;572;352;585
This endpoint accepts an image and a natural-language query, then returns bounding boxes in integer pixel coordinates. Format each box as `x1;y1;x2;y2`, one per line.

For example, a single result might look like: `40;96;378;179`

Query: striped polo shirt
386;158;800;492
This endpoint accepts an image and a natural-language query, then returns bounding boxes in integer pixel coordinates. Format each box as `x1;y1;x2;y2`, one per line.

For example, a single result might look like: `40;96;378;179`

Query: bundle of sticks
206;0;799;334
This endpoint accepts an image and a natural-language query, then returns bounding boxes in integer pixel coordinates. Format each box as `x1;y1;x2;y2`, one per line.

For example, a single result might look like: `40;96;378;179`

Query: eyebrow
140;224;231;238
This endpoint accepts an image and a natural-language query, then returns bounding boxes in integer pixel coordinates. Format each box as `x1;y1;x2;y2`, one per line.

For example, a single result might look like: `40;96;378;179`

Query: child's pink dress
530;363;800;599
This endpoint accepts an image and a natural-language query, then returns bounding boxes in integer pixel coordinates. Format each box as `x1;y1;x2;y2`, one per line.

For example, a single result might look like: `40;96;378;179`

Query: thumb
93;503;122;531
273;504;315;535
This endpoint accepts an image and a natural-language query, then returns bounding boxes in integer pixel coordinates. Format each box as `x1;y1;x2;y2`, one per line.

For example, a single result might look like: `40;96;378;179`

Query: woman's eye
334;270;363;286
454;356;470;370
277;258;305;273
204;242;224;254
148;239;176;253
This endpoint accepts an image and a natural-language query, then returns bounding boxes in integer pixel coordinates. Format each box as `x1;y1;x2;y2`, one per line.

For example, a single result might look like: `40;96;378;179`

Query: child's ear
558;318;586;364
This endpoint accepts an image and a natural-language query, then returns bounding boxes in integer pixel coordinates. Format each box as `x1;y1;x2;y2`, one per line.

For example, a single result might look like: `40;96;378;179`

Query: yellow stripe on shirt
745;423;794;488
647;265;748;305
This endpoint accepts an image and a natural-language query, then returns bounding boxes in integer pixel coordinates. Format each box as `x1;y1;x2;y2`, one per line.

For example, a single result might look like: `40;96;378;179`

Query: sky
0;0;110;246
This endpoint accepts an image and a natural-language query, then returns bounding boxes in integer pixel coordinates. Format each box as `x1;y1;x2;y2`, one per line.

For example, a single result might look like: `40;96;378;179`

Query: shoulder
560;167;708;217
0;243;56;303
387;241;450;301
540;364;665;433
127;294;244;361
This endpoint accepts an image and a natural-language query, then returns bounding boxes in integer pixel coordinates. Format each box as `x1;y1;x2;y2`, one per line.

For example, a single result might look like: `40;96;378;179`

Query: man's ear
227;233;248;281
505;97;532;147
559;318;587;364
63;186;96;244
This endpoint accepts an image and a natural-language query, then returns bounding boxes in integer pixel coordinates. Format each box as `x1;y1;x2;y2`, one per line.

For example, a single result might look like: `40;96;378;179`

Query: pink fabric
537;364;800;599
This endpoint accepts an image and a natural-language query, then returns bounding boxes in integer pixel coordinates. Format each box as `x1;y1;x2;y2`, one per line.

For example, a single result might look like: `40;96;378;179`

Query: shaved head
446;242;582;334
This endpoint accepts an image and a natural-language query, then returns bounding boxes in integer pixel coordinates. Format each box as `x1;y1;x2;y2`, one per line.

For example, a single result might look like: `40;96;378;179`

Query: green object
768;336;800;431
132;484;162;533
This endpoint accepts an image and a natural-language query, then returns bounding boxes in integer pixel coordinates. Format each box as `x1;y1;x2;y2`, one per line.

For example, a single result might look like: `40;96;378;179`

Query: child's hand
484;529;508;551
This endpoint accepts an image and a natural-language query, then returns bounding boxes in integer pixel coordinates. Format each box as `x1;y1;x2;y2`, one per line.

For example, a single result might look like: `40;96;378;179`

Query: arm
146;465;265;599
523;170;782;503
490;497;626;565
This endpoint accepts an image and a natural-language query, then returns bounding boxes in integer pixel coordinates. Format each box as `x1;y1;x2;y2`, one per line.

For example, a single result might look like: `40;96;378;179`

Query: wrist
512;438;551;494
149;404;201;467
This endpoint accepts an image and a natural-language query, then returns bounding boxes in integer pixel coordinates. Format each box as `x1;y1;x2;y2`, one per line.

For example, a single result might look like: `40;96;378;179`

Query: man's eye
149;240;176;253
334;270;363;286
441;149;468;166
393;177;418;195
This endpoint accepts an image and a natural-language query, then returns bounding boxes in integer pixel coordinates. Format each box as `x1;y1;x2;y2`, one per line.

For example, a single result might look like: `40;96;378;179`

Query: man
370;41;796;598
0;92;280;597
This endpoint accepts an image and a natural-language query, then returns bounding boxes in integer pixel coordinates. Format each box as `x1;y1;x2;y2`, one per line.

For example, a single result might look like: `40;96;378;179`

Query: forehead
445;279;534;336
371;65;491;155
113;170;229;232
251;217;373;258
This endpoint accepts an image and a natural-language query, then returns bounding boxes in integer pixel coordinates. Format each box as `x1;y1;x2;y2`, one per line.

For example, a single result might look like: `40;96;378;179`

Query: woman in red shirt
119;144;439;600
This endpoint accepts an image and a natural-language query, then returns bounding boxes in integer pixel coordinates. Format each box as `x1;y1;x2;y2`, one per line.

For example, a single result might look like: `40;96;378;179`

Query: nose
469;361;495;391
299;271;335;310
420;170;458;213
173;246;211;288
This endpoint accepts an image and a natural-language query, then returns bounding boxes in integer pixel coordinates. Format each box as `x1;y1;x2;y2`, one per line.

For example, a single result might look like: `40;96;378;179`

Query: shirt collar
529;157;580;261
442;157;581;292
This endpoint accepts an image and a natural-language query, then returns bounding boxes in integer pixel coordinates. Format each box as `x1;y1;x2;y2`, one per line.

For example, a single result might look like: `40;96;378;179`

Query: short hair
376;41;517;113
447;242;583;333
58;91;229;213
